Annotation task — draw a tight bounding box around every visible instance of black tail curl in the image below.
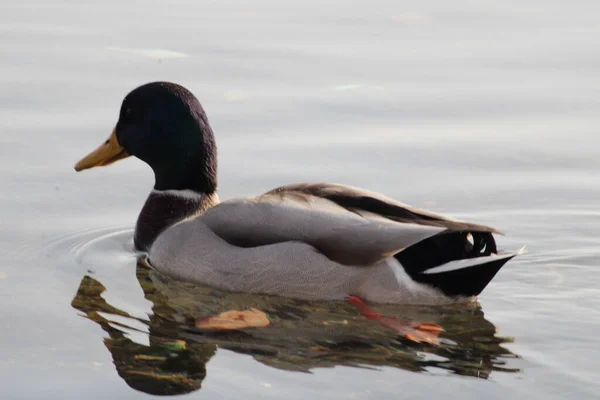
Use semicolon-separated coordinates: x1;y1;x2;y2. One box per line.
395;231;512;298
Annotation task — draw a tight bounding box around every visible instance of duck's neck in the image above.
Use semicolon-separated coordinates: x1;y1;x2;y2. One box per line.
133;189;219;251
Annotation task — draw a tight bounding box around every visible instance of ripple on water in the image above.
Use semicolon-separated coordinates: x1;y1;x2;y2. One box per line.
8;226;135;264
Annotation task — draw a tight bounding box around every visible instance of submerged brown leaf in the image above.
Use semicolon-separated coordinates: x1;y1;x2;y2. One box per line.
195;308;270;330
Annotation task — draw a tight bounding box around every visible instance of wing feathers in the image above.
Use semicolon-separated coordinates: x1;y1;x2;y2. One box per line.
314;223;444;265
267;183;501;234
200;182;500;266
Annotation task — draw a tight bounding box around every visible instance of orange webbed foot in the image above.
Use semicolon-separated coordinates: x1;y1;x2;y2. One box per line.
379;318;444;345
346;296;444;345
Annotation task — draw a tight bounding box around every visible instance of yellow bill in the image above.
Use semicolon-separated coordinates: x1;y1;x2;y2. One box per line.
74;127;130;171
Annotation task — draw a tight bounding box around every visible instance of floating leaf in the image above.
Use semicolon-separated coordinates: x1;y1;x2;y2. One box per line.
196;308;270;330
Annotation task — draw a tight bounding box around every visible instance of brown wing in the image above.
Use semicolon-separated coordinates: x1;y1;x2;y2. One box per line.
264;182;502;234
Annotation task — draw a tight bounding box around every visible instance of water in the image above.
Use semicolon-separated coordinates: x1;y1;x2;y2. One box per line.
1;0;599;398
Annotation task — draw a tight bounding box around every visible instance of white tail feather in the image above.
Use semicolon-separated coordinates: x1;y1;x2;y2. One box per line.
422;247;526;275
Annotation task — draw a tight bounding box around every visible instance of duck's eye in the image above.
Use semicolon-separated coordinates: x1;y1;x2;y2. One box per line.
125;107;132;116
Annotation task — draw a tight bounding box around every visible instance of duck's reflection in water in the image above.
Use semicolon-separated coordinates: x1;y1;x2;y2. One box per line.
71;259;520;396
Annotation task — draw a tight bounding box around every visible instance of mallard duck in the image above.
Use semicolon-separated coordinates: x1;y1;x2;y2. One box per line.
75;82;518;304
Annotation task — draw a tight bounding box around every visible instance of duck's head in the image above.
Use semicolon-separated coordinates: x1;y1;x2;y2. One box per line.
75;82;218;193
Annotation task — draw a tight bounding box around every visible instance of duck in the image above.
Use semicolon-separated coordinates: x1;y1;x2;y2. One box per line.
74;81;519;305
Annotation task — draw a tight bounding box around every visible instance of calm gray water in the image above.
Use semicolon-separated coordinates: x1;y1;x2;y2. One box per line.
1;1;599;398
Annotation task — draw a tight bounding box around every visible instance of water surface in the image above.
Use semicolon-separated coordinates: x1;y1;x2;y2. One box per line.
1;1;599;398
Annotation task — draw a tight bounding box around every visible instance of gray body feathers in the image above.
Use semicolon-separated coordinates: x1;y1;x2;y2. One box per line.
148;183;503;303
